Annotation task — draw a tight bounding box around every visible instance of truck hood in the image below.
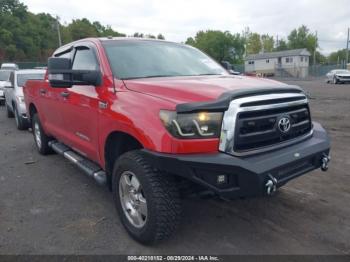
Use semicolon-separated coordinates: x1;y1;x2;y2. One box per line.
123;75;289;104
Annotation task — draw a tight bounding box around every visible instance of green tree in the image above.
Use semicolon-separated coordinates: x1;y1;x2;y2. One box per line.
315;51;327;64
261;34;274;52
0;0;129;62
246;33;262;54
66;19;99;40
133;32;144;38
328;49;348;64
0;0;27;15
287;25;317;55
157;34;165;40
275;38;288;51
92;22;125;37
185;30;245;64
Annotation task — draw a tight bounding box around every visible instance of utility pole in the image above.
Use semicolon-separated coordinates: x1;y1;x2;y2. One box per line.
346;27;349;67
56;16;62;47
313;30;317;67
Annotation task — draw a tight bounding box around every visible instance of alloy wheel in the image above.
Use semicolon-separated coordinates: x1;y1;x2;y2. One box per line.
119;171;148;228
34;122;42;149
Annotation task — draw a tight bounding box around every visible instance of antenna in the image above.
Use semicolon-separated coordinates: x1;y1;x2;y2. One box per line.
346;28;349;65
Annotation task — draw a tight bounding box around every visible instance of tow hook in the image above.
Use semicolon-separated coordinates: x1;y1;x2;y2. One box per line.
265;174;278;196
321;154;331;171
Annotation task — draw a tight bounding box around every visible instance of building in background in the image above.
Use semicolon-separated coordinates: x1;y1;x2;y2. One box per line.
244;49;311;78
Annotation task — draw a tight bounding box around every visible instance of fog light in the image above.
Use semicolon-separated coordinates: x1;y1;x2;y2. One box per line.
217;175;226;184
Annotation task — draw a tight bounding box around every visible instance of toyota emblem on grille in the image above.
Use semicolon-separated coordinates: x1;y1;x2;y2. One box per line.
278;117;291;133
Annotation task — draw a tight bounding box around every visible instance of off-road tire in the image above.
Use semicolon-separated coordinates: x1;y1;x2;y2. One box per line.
112;150;182;244
32;113;52;155
6;104;14;118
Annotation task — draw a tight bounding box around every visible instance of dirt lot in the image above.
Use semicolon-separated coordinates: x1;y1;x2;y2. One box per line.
0;79;349;255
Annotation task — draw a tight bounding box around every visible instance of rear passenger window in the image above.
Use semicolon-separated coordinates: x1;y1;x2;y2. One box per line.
72;48;98;70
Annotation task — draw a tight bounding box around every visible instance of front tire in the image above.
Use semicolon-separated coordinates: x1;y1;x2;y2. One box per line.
333;76;338;84
112;151;182;244
32;113;52;155
14;106;27;130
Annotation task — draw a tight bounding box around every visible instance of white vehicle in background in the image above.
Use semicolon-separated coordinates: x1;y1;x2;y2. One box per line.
1;63;19;70
326;69;350;84
4;69;45;130
0;70;12;105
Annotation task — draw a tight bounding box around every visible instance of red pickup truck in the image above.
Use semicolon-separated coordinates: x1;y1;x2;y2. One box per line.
24;37;330;244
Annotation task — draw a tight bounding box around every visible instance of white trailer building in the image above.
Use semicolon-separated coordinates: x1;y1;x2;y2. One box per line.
245;49;311;78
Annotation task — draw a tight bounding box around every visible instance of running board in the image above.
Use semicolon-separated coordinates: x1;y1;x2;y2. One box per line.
48;140;107;186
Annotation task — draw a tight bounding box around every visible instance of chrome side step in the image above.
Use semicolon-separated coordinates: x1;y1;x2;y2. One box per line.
48;140;107;186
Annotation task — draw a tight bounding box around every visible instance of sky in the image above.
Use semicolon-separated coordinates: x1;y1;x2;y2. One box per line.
22;0;350;55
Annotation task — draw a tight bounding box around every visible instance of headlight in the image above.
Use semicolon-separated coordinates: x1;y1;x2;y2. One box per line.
17;96;25;104
160;110;223;139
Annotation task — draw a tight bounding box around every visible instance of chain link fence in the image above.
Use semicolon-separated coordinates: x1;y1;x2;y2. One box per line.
243;63;349;80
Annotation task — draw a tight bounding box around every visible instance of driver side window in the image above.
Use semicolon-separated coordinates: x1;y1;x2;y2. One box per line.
72;48;98;71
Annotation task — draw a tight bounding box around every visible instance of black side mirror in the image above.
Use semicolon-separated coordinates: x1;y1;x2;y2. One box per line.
48;57;102;88
48;57;73;87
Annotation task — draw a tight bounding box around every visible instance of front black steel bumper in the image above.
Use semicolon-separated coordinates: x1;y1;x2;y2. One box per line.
142;122;330;199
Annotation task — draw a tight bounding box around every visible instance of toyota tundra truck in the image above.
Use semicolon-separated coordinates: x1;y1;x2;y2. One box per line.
23;37;331;244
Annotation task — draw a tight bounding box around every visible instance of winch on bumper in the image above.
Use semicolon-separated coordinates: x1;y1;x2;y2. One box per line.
142;122;330;199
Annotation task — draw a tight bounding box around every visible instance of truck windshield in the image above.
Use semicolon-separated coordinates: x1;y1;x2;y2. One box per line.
17;73;45;87
103;40;227;80
0;71;11;81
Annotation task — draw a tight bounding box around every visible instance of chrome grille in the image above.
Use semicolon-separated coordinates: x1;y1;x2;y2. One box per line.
219;92;313;156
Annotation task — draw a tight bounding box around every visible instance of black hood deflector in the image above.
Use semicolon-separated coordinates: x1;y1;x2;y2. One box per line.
176;85;304;113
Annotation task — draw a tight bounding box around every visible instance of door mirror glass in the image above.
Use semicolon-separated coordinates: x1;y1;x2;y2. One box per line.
48;57;102;88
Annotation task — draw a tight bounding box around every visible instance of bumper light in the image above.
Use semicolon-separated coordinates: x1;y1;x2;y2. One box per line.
217;175;227;184
160;110;223;139
17;96;25;104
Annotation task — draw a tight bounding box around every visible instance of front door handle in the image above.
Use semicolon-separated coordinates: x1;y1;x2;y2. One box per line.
60;91;70;98
39;88;46;95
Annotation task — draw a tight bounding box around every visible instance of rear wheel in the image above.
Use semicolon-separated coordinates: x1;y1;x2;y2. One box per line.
6;104;14;118
112;151;181;244
32;113;52;155
14;106;27;130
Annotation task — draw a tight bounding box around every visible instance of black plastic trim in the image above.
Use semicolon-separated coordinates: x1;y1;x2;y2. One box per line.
176;85;304;113
141;122;330;199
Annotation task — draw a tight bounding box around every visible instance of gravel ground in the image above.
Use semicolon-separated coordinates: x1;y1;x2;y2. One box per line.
0;79;349;255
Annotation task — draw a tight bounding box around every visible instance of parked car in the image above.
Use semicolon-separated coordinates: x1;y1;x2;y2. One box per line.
221;60;241;75
326;69;350;84
1;63;19;70
0;70;13;105
4;69;45;129
23;38;331;244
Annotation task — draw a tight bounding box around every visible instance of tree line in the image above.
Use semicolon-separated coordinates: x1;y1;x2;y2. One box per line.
0;0;347;65
185;26;327;64
0;0;164;61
